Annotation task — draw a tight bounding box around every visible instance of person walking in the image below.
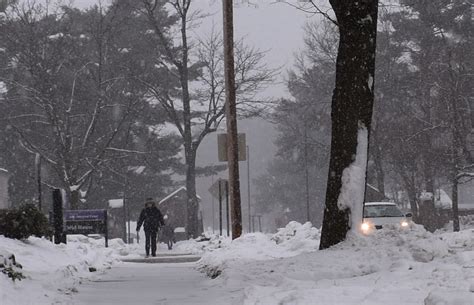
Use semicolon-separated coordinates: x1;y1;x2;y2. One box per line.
161;223;175;250
136;198;164;257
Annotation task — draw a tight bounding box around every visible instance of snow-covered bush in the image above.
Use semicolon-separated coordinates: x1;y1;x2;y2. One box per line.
0;204;51;240
0;251;24;281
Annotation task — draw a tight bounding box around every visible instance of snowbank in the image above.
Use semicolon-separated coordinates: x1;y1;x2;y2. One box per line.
0;235;131;305
198;222;474;305
271;221;320;251
198;222;320;278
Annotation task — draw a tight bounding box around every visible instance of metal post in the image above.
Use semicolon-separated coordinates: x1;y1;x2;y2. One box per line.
104;211;109;248
225;181;230;237
251;215;255;233
122;193;127;243
52;189;64;244
127;204;131;243
219;179;223;236
212;175;215;233
223;0;242;240
247;145;251;233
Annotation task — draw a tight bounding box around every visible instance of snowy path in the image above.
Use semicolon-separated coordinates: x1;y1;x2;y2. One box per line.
71;262;241;305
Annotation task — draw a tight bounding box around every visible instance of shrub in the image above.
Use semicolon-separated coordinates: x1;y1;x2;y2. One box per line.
0;252;25;282
0;204;51;239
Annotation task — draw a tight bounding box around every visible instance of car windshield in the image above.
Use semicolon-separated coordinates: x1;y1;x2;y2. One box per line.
363;205;404;218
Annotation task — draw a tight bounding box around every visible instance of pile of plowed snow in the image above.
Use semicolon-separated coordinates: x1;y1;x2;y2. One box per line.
198;222;474;305
0;235;130;305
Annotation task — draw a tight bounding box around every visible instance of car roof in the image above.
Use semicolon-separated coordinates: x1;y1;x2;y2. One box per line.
364;202;397;206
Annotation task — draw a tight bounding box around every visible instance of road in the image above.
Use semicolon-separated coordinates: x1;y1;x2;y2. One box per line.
72;261;241;305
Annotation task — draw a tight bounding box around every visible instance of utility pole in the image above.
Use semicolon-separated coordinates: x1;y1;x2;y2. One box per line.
222;0;242;239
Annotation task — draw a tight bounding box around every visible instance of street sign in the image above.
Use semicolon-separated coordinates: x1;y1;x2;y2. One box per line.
64;209;106;221
64;209;108;241
208;179;228;200
108;199;124;208
217;133;246;162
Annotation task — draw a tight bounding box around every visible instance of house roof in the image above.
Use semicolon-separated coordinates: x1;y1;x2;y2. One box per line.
158;186;201;205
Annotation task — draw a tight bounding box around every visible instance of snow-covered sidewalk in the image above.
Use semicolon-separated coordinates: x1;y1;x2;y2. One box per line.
71;262;240;305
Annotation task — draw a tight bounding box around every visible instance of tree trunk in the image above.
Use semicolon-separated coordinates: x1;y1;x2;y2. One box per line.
185;150;199;238
177;7;200;239
452;175;460;232
399;171;418;220
319;0;379;250
420;155;437;231
70;189;80;210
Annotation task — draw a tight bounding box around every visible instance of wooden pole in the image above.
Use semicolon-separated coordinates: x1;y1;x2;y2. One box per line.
222;0;242;239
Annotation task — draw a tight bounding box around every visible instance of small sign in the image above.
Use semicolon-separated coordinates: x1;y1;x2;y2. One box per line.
108;199;124;208
208;179;228;200
217;133;246;162
64;209;106;221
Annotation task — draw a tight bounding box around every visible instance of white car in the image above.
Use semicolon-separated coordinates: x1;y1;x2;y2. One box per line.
361;202;412;234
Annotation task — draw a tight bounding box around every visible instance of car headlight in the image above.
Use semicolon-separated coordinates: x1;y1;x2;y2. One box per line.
401;220;409;227
361;222;371;234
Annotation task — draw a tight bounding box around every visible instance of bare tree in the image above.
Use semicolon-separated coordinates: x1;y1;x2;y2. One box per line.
0;2;146;208
140;0;275;237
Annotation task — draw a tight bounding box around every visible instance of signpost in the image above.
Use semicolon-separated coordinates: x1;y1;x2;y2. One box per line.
64;209;108;247
208;179;229;236
52;189;64;244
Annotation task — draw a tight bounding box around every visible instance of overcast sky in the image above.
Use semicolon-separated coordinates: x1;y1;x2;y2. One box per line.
72;0;320;98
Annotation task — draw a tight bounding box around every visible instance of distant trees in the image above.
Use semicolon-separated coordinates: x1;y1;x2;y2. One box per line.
376;0;473;231
254;21;336;228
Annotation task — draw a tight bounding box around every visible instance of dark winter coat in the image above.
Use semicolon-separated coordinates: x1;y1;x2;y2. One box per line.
136;206;164;233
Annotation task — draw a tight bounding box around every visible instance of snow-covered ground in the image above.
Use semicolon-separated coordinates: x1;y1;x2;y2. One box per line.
198;221;474;305
0;235;127;305
1;221;474;305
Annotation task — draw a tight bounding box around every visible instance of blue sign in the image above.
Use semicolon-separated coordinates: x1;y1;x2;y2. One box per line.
64;209;106;221
63;209;108;237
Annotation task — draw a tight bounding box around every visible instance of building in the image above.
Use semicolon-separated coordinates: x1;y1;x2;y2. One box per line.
0;168;9;209
158;187;203;239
